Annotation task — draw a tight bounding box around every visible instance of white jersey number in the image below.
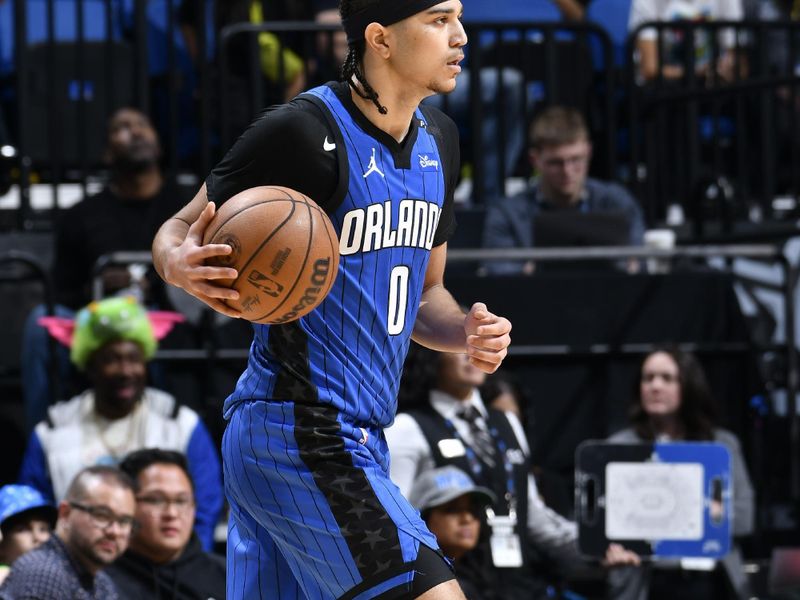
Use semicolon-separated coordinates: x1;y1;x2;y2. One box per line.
387;265;410;335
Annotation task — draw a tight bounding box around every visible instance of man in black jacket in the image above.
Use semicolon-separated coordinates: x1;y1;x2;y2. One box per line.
21;107;194;434
107;449;225;600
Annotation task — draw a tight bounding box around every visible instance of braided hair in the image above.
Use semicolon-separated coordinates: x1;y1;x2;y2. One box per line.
339;0;388;114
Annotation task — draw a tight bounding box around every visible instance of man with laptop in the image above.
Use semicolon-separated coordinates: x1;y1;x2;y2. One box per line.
482;106;645;275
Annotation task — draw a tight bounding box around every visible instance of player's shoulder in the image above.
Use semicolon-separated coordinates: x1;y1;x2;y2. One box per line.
248;92;332;139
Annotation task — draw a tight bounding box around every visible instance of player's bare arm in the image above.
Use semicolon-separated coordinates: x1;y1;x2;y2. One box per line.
414;243;511;373
151;183;242;318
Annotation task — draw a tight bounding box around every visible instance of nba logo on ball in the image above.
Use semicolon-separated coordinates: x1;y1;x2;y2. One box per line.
203;186;340;324
247;270;284;297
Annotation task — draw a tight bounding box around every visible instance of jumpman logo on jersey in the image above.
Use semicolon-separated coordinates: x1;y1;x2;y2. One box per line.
363;148;385;179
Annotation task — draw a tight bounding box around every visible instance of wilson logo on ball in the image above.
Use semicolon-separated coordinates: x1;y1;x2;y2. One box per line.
272;258;331;324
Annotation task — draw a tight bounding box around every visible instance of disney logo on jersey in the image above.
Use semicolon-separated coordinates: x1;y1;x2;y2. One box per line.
418;154;439;170
339;199;442;256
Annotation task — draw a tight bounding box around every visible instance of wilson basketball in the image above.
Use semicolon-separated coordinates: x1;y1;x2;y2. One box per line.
203;186;339;324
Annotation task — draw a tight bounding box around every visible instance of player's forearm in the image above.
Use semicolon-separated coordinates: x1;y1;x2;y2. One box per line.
412;283;467;352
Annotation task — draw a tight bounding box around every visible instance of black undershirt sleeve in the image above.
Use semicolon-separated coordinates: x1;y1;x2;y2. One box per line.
207;95;459;246
205;99;339;211
419;105;459;247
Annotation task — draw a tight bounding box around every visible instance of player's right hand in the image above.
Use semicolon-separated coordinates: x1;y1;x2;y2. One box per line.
164;201;243;318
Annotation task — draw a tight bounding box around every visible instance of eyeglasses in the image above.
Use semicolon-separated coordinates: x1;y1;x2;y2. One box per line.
542;154;589;170
69;502;136;531
136;495;195;513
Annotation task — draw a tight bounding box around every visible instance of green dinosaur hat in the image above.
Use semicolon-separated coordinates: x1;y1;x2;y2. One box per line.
70;296;157;370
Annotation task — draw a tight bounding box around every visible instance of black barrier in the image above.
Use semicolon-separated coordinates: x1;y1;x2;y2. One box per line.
0;249;58;404
216;19;617;205
626;20;800;230
461;20;617;201
87;243;800;503
2;11;799;234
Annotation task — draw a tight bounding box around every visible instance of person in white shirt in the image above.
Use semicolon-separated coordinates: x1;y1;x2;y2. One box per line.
628;0;744;81
387;343;639;600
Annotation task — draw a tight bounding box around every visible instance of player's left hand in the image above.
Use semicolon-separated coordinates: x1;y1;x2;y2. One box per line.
464;302;511;373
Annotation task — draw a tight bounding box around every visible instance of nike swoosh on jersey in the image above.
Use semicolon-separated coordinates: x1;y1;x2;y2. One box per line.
323;137;336;151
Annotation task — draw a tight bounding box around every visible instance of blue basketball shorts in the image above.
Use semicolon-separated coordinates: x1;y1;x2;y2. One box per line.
222;400;452;599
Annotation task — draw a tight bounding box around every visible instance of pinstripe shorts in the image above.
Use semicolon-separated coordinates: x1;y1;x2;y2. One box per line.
223;400;451;599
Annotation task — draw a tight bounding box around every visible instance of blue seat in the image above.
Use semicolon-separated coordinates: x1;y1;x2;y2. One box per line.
117;0;215;161
587;0;633;67
119;0;215;76
463;0;562;23
0;0;124;77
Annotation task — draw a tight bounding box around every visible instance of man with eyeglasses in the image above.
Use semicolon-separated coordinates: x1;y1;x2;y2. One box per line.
0;466;136;600
482;106;645;275
106;449;225;600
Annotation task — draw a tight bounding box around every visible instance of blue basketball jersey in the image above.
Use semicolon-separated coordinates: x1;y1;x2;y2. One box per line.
223;84;448;429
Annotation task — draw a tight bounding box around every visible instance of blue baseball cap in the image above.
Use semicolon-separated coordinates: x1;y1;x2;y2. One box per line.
408;466;496;513
0;485;57;532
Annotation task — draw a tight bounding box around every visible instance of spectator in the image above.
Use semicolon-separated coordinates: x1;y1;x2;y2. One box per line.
423;68;526;203
20;107;193;434
482;106;644;275
19;297;223;552
387;343;639;600
607;347;755;600
307;2;349;87
179;0;315;139
0;466;136;600
303;0;527;203
107;449;225;600
480;369;527;422
408;466;496;600
480;371;577;520
743;0;800;195
0;485;57;585
743;0;800;73
628;0;744;82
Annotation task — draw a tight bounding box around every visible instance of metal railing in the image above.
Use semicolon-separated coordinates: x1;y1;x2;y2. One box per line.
1;11;799;233
89;243;800;498
626;20;800;227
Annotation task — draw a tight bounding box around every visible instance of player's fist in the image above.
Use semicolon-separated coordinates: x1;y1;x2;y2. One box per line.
464;302;511;374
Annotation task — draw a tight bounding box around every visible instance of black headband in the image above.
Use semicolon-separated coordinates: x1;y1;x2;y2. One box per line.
342;0;445;43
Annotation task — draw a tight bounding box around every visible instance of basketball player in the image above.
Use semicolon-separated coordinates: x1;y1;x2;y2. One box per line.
152;1;512;598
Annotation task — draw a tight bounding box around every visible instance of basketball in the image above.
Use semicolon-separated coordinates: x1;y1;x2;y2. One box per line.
203;186;339;324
